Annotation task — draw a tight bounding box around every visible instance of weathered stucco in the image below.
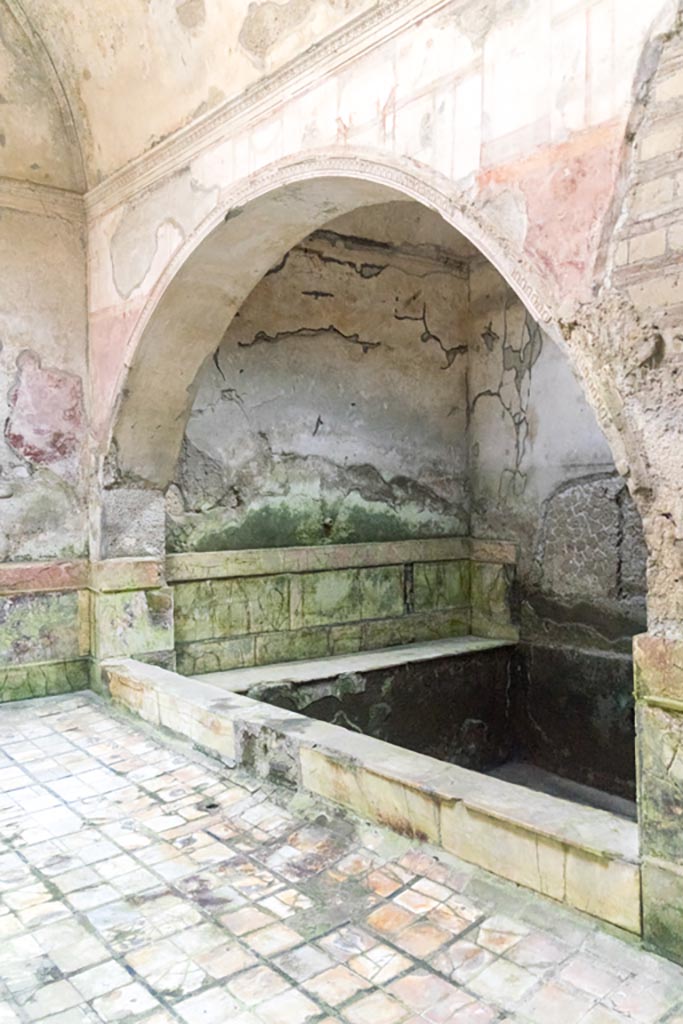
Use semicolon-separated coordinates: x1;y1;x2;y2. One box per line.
0;2;84;189
169;202;471;552
172;199;647;637
0;201;88;563
2;0;683;966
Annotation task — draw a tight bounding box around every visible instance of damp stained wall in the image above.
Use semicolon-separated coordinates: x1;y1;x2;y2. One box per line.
0;2;83;189
168;202;473;552
0;202;88;563
171;198;646;612
468;257;647;795
468;256;648;651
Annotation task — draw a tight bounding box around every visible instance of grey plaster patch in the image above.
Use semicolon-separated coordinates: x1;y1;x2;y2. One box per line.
102;487;166;558
110;169;216;299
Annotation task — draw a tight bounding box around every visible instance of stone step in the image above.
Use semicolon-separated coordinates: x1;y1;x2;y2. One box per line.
103;656;641;936
192;635;512;693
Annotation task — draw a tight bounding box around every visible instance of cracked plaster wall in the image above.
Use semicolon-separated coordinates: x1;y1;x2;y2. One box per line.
92;0;677;529
0;204;88;563
469;259;648;653
469;259;647;795
173;200;647;654
168;202;473;552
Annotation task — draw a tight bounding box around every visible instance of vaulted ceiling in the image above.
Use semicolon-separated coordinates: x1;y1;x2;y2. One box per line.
0;0;374;191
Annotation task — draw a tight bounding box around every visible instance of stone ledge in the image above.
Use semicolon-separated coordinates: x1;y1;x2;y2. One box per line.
0;560;89;595
192;635;511;693
166;537;516;582
89;558;163;592
0;558;163;595
104;657;641;935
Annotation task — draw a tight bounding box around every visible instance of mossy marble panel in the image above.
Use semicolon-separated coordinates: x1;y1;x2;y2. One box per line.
471;562;517;639
174;576;290;643
638;704;683;862
0;591;83;664
413;560;470;611
0;659;89;702
93;588;174;659
296;569;363;628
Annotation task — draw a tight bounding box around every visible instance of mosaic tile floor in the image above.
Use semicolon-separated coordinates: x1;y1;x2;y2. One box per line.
1;693;682;1024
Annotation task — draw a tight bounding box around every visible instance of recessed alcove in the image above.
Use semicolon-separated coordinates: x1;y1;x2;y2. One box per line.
166;199;646;813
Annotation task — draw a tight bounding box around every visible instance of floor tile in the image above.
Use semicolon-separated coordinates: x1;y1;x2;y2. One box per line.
1;694;682;1024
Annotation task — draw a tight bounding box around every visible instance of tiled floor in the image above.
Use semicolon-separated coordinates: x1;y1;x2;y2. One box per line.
1;694;682;1024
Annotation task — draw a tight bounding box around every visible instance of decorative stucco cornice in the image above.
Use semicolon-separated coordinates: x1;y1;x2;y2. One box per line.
85;0;455;217
0;176;84;221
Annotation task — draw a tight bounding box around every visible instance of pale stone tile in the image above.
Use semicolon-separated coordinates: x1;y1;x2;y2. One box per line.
605;976;682;1024
394;888;438;914
318;925;376;962
245;922;302;955
220;905;275;935
442;1003;498;1023
388;970;469;1014
305;964;371;1005
276;944;337;984
67;883;119;911
506;930;572;969
395;921;452;957
580;1007;633;1024
476;915;530;953
93;853;138;879
342;990;409;1024
70;960;131;1000
411;878;452;902
430;939;496;984
23;980;83;1021
33;1009;99;1024
175;987;242;1023
227;965;289;1006
91;983;160;1021
257;989;322;1024
51;866;101;894
19;899;71;928
348;944;413;986
524;981;595;1023
34;920;109;973
559;954;624;998
468;958;538;1006
126;938;207;996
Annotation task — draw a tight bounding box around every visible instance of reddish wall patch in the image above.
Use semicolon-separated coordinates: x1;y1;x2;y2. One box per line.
479;122;623;302
5;351;85;475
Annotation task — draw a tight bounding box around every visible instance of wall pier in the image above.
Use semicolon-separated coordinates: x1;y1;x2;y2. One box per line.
635;634;683;963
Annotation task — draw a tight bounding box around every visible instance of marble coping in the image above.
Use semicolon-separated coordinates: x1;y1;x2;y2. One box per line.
192;636;511;693
0;537;517;595
166;537;517;582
